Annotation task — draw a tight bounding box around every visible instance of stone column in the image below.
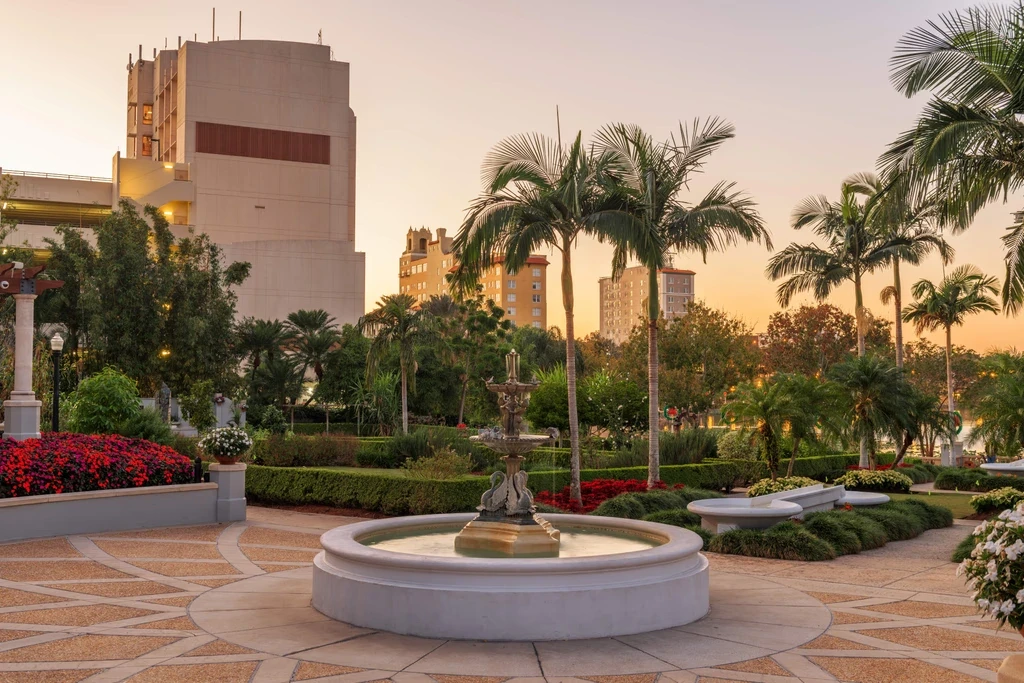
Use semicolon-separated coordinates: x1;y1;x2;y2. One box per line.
4;294;41;440
209;463;247;522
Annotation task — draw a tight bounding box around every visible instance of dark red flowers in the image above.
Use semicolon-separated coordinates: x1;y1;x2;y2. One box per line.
0;433;193;498
535;478;677;513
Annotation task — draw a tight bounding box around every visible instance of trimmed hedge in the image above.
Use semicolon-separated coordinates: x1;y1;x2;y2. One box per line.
710;522;837;561
590;488;722;519
934;468;992;491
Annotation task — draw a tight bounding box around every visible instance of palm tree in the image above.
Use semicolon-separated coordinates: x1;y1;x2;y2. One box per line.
235;318;287;380
286;309;337;337
252;355;304;419
722;378;797;481
596;120;770;487
777;373;844;477
359;294;425;434
828;356;913;469
969;351;1024;458
452;131;632;504
902;265;1000;421
882;2;1024;313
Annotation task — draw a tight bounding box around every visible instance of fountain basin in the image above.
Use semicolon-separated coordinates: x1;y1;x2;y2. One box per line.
312;513;709;641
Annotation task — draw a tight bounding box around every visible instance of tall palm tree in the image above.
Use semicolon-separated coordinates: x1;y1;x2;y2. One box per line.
882;2;1024;313
722;378;797;481
286;309;337;337
828;356;913;469
596;120;770;487
902;265;1000;421
359;293;425;434
777;373;844;477
235;318;287;381
452;132;632;504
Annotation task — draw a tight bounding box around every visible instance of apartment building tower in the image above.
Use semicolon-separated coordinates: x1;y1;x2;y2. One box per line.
398;227;548;329
598;266;695;344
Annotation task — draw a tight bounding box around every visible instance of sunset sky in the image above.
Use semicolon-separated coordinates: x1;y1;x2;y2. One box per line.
2;0;1021;351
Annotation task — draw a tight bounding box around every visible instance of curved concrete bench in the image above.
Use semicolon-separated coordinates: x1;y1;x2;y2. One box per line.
981;461;1024;478
836;490;889;507
687;498;803;534
756;484;846;517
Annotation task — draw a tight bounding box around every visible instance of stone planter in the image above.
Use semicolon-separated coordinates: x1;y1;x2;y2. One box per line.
213;454;241;465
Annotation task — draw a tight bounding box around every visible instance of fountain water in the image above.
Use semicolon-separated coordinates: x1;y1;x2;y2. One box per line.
454;350;560;555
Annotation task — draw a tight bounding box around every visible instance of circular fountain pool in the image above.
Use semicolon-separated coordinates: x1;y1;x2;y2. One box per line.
312;513;709;641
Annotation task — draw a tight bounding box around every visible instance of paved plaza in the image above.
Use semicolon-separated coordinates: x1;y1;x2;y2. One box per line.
0;508;1015;682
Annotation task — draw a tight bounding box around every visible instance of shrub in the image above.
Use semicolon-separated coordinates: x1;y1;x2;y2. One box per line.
972;477;1024;493
178;380;216;434
170;434;200;459
199;426;253;460
854;507;925;541
388;430;432;464
746;476;821;497
709;522;837;561
0;432;193;497
971;487;1024;514
934;468;991;491
886;499;953;529
833;510;889;550
67;367;141;434
538;479;654;514
402;446;473;480
247;404;287;434
527;461;740;496
802;511;864;555
643;509;703;528
833;469;913;493
116;408;173;446
251;434;359;468
952;532;980;563
591;493;647;519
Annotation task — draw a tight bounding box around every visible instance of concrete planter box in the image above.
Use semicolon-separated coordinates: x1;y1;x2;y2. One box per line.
981;461;1024;478
0;463;246;543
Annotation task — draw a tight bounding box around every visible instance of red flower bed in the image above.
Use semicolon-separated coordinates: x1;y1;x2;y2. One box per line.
0;433;193;498
535;478;675;514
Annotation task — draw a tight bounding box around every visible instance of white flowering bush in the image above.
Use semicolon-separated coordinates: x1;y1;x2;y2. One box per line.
198;426;252;460
971;487;1024;515
833;469;913;493
959;502;1024;630
747;477;822;497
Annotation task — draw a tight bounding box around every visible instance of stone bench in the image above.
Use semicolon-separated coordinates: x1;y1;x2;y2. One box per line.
686;497;803;534
836;490;889;507
755;484;846;518
981;461;1024;478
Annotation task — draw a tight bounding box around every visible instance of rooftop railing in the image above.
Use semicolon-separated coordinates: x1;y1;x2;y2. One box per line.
1;169;112;183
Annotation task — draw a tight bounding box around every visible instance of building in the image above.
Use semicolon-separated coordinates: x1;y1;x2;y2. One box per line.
398;227;548;329
2;39;365;324
598;266;695;344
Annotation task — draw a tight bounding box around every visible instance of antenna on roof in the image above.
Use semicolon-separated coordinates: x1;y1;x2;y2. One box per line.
212;7;216;41
238;11;242;39
317;29;322;45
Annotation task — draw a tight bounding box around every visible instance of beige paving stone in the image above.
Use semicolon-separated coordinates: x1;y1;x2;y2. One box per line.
240;547;318;563
182;639;259;657
968;619;1008;631
0;560;130;582
431;677;508;683
804;591;870;604
0;604;157;627
866;625;1024;651
801;634;876;651
0;538;82;558
535;638;672;677
144;596;196;607
0;671;103;683
189;590;311;612
293;661;365;679
582;675;658;682
189;578;241;588
704;555;797;575
808;656;989;682
696;679;763;683
0;629;43;642
134;616;198;630
256;563;308;573
125;661;258;682
713;656;792;676
884;568;971;595
864;600;980;619
831;611;890;625
0;634;179;661
0;586;69;607
40;580;184;598
238;526;323;549
962;658;1004;671
126;561;240;577
93;540;223;560
98;525;227;542
772;564;914;587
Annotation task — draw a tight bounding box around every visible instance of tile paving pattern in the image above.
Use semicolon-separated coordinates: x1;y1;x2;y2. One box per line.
0;509;1010;682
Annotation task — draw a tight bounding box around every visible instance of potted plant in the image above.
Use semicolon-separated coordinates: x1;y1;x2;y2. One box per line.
198;426;253;465
959;502;1024;636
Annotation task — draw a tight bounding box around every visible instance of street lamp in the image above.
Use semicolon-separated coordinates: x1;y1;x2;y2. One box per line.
50;334;63;432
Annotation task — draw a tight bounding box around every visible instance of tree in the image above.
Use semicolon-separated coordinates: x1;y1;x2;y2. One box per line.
285;309;340;405
902;265;1000;421
904;340;981;456
882;2;1024;312
315;324;371;411
577;332;623;378
722;378;797;481
580;369;648;448
596;120;770;487
251;356;304;425
37;226;97;378
452;132;628;505
969;352;1024;458
779;373;845;476
235;319;287;381
761;304;891;376
359;294;425;434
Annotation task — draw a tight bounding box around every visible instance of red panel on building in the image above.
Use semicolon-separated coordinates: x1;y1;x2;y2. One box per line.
195;122;330;165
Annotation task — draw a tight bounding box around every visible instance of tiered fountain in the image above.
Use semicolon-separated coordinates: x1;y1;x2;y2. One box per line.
312;350;710;640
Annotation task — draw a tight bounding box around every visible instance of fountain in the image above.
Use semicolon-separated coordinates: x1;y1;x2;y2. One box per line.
454;349;560;555
311;350;710;640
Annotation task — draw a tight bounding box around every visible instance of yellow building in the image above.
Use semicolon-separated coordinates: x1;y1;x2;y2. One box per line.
599;266;695;344
399;227;548;329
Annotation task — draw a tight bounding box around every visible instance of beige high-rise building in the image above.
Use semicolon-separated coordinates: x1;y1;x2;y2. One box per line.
598;266;695;344
3;38;365;324
398;227;548;329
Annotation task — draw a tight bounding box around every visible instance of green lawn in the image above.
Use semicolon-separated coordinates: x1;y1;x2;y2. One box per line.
889;491;976;519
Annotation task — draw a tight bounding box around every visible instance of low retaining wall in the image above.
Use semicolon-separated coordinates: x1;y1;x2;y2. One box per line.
0;463;247;543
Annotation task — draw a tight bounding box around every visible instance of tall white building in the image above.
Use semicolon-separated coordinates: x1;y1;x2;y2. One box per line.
598;266;695;344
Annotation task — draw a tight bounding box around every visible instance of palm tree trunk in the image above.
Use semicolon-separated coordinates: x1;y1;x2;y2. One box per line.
562;244;582;506
893;260;904;368
944;325;955;417
401;364;409;435
855;273;869;468
457;379;468;426
647;266;660;488
787;438;800;477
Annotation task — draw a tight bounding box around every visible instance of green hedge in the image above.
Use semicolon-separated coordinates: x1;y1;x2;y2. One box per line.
934;468;993;491
245;465;488;515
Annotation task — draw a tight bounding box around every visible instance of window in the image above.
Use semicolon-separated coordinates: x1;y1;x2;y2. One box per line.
506;293;516;303
532;268;541;277
507;307;516;316
532;308;541;317
141;135;153;157
142;104;153;125
531;321;541;329
532;294;541;303
507;280;516;289
532;281;541;290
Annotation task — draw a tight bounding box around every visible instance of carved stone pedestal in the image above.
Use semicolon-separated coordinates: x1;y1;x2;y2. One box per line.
455;514;560;556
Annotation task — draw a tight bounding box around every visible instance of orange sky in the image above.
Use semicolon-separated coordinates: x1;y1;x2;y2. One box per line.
2;0;1021;352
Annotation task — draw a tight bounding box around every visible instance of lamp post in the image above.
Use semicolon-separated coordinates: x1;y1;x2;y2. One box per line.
50;334;63;433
